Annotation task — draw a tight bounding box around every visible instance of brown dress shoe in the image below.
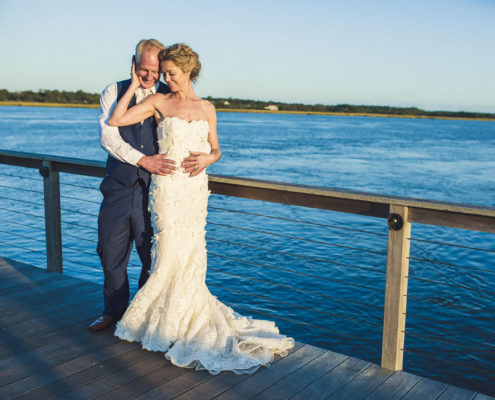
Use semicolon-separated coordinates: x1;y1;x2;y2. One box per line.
88;315;119;332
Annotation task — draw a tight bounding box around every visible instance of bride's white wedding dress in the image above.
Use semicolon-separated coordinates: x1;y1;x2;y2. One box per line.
114;116;294;374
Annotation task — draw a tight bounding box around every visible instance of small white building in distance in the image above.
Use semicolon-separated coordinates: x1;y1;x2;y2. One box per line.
264;105;278;111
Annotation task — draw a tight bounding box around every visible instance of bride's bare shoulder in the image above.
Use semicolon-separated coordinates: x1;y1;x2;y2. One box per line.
154;92;173;101
200;99;216;113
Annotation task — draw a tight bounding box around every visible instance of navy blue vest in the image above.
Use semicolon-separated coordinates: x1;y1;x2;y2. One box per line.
105;79;170;186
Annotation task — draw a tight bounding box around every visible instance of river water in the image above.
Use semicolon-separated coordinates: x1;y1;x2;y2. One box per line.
0;106;494;395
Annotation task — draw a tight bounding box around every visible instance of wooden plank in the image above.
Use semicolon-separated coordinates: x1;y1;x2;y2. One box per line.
174;370;251;400
290;356;371;399
0;286;100;326
437;385;478;400
214;345;327;400
400;377;448;399
55;351;167;400
252;350;348;400
0;274;56;294
0;340;137;399
134;368;214;400
381;205;411;370
0;324;121;387
13;347;147;400
0;313;113;371
0;312;102;360
1;280;98;317
174;342;306;400
0;265;51;286
1;296;102;347
365;370;422;399
94;361;190;400
3;293;101;331
0;278;84;309
209;179;390;218
409;207;495;233
473;394;495;400
328;363;393;399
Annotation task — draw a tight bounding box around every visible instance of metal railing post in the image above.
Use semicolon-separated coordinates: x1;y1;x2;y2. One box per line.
40;160;63;273
381;205;411;370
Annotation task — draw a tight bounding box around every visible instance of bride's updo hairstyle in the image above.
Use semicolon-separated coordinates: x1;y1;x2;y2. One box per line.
159;43;201;82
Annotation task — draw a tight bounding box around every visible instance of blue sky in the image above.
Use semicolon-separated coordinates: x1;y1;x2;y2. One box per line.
1;0;494;112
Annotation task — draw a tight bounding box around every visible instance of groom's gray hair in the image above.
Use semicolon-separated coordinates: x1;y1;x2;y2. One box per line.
135;39;166;64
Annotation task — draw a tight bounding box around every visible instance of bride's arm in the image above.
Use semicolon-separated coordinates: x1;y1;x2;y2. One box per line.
206;105;221;164
108;62;157;127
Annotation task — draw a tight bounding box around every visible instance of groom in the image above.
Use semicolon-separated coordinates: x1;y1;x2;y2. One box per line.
89;39;174;331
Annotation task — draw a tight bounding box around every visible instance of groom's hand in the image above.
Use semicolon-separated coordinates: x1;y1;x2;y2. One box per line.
138;154;176;175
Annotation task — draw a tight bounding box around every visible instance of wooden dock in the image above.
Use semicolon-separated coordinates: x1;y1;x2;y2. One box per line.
0;257;493;400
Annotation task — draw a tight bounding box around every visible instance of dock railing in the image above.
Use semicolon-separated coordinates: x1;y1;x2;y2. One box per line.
1;149;494;376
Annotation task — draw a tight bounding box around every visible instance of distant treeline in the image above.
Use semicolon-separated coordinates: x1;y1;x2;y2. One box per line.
207;96;495;120
0;89;99;105
1;89;493;119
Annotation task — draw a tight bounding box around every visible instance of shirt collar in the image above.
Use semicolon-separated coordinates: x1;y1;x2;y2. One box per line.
136;83;158;97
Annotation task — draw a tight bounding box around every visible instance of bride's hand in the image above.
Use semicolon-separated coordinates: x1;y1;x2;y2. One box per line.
181;152;214;177
130;56;140;89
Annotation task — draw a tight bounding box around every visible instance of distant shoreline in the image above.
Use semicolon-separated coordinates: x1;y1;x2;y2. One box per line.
1;101;493;122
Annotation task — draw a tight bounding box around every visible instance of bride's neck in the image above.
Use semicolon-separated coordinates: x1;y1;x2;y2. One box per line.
170;81;196;100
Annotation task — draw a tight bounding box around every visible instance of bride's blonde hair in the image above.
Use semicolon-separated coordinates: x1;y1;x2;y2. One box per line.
159;43;201;82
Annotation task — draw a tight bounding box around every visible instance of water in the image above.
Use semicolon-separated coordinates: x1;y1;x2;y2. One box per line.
0;106;494;395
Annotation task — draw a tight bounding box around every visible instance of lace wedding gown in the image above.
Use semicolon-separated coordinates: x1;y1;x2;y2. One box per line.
114;116;294;374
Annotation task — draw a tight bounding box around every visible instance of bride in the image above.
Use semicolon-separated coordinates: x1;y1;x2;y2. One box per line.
108;43;294;374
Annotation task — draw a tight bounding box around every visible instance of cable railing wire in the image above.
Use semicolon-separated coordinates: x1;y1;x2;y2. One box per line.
62;255;141;273
208;206;387;237
0;228;46;244
406;294;495;316
60;181;100;191
209;252;384;293
0;206;44;220
207;237;385;274
0;183;44;195
409;237;495;254
63;232;97;244
208;222;387;256
208;267;384;311
60;207;99;218
60;194;101;205
0;217;44;231
222;301;380;344
61;219;98;231
63;244;99;258
0;171;43;182
0;239;45;255
405;311;495;339
409;256;495;275
403;347;495;377
208;283;382;328
0;195;44;208
62;256;101;272
402;329;495;354
407;274;495;295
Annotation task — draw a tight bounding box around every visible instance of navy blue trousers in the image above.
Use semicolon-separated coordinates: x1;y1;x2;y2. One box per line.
97;176;153;317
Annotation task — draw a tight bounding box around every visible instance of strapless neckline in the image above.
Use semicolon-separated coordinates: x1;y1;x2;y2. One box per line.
159;116;208;125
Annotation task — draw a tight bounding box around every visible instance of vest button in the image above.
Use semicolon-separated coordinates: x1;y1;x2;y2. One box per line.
140;145;144;149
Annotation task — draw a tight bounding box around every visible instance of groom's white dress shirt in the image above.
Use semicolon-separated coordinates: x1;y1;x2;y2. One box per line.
99;83;157;166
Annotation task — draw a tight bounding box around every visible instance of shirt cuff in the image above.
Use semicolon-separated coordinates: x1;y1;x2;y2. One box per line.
127;148;146;166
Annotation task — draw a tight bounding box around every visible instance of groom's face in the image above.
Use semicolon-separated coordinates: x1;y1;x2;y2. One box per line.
136;47;160;89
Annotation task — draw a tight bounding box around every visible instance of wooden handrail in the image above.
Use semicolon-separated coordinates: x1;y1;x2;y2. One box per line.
1;149;494;232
